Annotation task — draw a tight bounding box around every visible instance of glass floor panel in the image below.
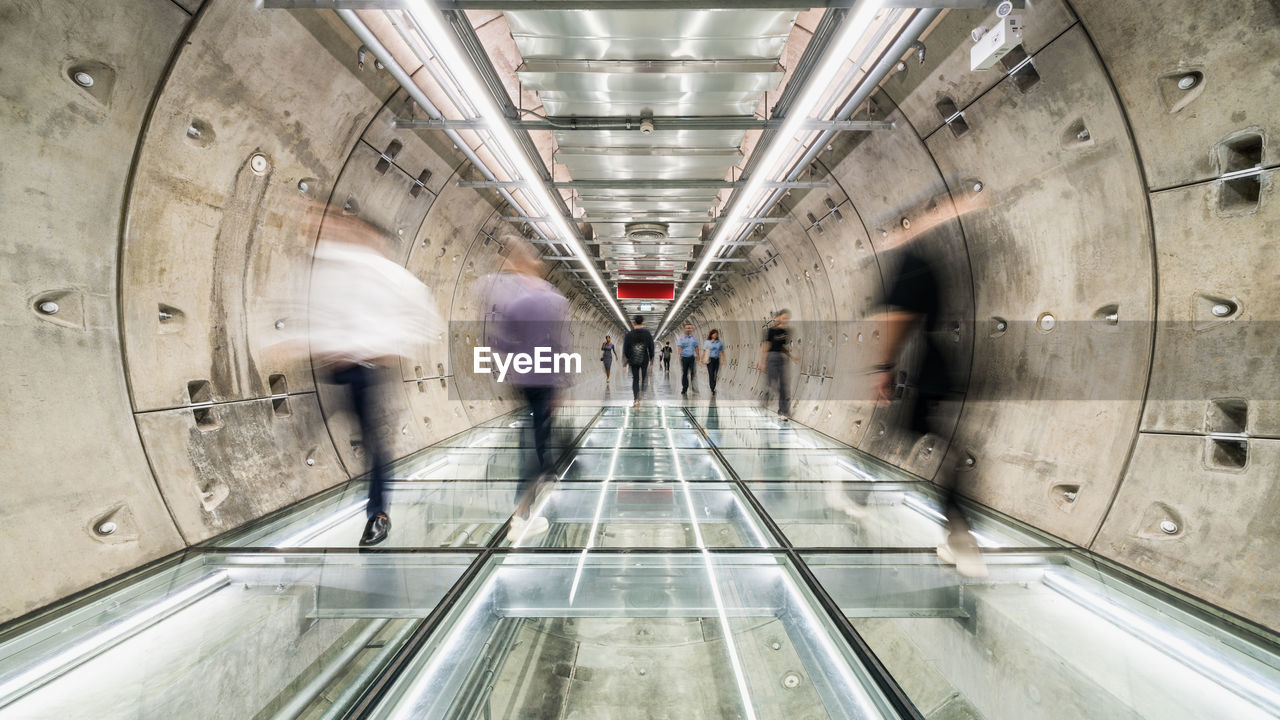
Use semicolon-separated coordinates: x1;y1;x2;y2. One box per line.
806;552;1280;720
7;383;1280;720
501;482;777;549
579;427;709;449
434;426;576;450
561;449;730;482
720;448;912;482
215;481;521;549
751;482;1059;549
705;425;851;450
591;414;697;429
368;553;901;720
386;447;526;480
0;552;474;719
475;409;597;429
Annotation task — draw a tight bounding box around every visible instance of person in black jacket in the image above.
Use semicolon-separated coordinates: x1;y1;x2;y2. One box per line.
869;193;985;577
622;316;655;407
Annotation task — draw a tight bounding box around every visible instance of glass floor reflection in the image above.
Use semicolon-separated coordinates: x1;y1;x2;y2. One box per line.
3;382;1279;719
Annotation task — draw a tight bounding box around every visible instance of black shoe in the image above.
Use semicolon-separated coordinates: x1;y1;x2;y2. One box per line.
360;513;390;546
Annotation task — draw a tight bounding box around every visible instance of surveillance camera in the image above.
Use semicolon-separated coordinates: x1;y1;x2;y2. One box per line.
704;282;712;292
996;1;1014;17
970;26;987;43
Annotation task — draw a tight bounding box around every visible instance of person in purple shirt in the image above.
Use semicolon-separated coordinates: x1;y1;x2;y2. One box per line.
486;237;571;541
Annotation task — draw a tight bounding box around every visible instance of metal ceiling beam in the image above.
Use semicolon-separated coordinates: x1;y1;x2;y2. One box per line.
462;179;832;190
268;1;1022;9
396;117;895;132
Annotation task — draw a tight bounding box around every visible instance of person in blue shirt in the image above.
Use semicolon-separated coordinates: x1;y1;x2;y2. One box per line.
677;323;700;395
700;329;725;395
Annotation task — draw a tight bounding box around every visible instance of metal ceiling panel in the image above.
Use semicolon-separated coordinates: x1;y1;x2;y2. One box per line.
559;153;739;180
554;128;748;150
538;94;764;118
505;10;797;60
504;7;798;300
519;60;783;95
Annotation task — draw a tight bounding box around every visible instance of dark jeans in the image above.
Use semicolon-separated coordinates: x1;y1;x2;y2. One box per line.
331;364;389;519
629;362;648;400
707;357;721;392
681;355;696;392
518;385;557;510
766;352;790;416
662;356;671;372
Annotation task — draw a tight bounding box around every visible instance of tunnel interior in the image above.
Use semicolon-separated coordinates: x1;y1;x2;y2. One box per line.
2;0;1279;718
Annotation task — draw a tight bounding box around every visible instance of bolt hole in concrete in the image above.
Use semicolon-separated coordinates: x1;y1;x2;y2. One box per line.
185;119;215;147
1036;312;1056;332
1207;398;1248;434
1158;69;1206;112
1209;438;1248;470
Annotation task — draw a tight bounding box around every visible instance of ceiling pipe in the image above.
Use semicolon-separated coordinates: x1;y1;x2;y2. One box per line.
336;10;623;324
688;7;942;321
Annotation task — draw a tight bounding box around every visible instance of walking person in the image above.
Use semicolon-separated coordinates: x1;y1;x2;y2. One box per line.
601;335;618;387
308;212;442;547
678;323;700;395
661;342;673;374
758;310;797;420
486;236;571;543
623;316;654;407
870;236;984;576
701;329;725;395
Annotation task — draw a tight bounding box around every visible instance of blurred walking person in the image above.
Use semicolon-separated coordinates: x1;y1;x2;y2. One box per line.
309;212;442;546
758;310;796;420
677;323;700;395
869;194;984;576
601;335;618;388
486;236;572;542
701;329;725;395
623;316;654;407
661;341;673;374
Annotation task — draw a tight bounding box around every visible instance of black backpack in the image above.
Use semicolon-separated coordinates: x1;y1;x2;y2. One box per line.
627;331;649;365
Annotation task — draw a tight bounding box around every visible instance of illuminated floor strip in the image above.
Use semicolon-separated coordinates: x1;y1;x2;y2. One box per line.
568;408;628;603
662;411;758;720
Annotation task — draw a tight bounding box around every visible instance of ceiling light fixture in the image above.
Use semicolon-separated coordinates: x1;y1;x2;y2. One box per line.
404;1;629;328
659;1;885;336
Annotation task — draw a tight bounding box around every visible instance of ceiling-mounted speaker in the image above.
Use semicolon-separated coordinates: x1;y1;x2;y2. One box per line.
625;223;668;242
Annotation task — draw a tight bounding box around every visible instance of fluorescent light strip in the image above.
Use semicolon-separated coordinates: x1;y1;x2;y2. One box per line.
0;572;230;708
1041;570;1280;716
779;568;891;718
387;573;501;720
404;2;629;327
836;457;880;483
730;494;771;549
660;1;885;336
274;498;368;548
568;410;628;603
408;457;449;479
664;413;758;720
901;494;1002;548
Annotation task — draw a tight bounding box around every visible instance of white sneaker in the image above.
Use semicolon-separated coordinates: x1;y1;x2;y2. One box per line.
506;516;526;543
523;516;550;539
938;541;988;578
824;485;869;520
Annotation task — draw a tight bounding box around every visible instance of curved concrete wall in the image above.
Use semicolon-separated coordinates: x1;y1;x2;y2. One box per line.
1;0;1276;633
694;0;1279;629
0;0;613;622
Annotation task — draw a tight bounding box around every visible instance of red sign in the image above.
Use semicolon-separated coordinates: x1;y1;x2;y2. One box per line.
617;282;675;300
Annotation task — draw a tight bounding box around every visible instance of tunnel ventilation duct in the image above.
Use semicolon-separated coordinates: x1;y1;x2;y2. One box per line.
625;223;668;242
